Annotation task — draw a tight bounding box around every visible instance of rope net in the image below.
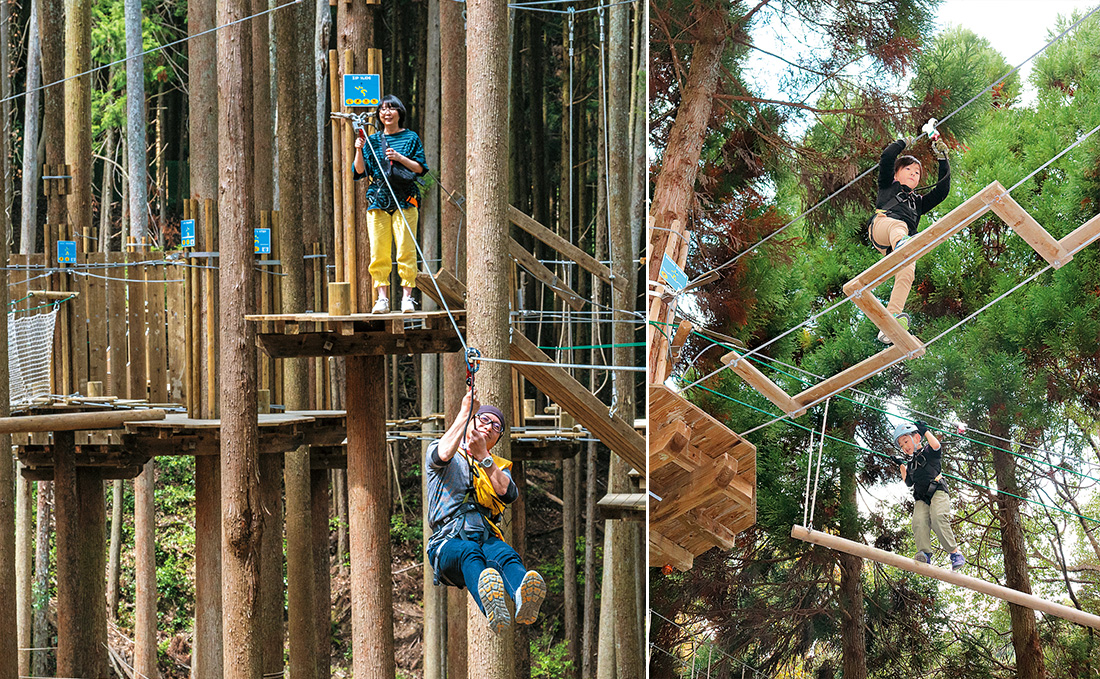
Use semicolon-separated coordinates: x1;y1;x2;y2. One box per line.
8;308;58;407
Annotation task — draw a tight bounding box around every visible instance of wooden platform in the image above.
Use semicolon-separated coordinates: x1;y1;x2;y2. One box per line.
723;183;1100;416
245;309;466;358
792;525;1100;630
649;384;756;571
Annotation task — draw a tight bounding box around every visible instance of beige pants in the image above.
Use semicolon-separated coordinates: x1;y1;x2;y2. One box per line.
367;207;419;289
869;214;915;315
912;491;957;554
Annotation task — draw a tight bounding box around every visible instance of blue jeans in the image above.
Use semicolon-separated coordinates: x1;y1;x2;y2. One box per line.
428;536;528;613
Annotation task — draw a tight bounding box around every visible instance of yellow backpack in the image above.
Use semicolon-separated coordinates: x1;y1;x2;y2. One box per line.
461;452;512;539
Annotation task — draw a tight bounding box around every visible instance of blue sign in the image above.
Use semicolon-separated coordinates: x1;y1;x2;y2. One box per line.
254;228;271;255
57;240;77;264
659;254;689;291
343;74;381;108
181;219;195;248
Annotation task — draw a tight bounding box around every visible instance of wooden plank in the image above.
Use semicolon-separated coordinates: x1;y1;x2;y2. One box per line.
989;193;1071;268
649;419;693;473
651;453;737;524
791;525;1100;630
848;182;1001;292
85;252;107;384
0;408;166;433
165;264;187;403
848;292;925;355
1058;213;1100;256
146;260;168;403
794;345;907;409
72;247;89;394
508;205;626;293
507;238;586;311
415;269;466;309
127;257;147;400
720;349;802;416
649;529;694;572
107;252;128;397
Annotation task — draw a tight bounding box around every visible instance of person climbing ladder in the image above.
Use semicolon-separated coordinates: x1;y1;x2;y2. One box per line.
868;134;951;343
894;420;965;571
424;387;547;634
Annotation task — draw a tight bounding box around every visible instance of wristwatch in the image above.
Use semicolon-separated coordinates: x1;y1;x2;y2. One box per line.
479;457;494;469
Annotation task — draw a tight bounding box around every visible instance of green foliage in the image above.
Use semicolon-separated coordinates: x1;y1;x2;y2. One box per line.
390;514;423;548
529;626;575;678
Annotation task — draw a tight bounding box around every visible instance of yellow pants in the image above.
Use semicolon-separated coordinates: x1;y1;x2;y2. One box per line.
869;214;914;315
367;207;419;289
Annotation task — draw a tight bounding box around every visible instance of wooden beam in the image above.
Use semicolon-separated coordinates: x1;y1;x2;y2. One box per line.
989;193;1072;268
651;453;737;524
649;419;692;473
256;330;463;359
793;345;907;409
685;507;738;550
508;205;627;293
791;525;1100;630
414;269;466;309
508;239;585;311
649;529;694;572
848;182;1001;292
597;493;646;520
0;408;166;434
847;292;925;357
1059;213;1100;256
720;350;802;416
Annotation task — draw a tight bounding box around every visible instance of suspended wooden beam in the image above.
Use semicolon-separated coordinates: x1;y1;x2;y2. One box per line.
508;205;627;293
791;525;1100;630
721;349;802;416
1059;213;1100;256
0;409;166;434
792;345;908;410
988;193;1073;268
846;292;924;357
507;238;586;311
650;528;694;572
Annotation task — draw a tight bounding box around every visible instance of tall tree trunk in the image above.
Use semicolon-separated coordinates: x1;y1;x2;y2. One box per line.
134;461;158;679
39;0;64;236
838;433;867;679
311;469;332;679
562;455;578;679
298;0;320;249
315;0;333;262
125;0;147;244
629;7;645;252
991;421;1047;679
217;0;261;677
16;466;33;678
19;0;41;254
107;478;123;618
466;1;513;677
0;74;15;677
648;7;726;283
251;0;273;213
32;482;51;678
259;455;284;679
595;515;616;679
64;0;91;242
99;129;117;253
276;1;318;676
156;87;167;243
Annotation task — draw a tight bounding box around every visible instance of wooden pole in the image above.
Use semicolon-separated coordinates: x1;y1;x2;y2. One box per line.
791;525;1100;630
259;452;284;679
328;50;345;286
342;50;358;310
134;460;157;679
0;408;165;433
311;468;333;679
346;355;395;678
204;198;218;416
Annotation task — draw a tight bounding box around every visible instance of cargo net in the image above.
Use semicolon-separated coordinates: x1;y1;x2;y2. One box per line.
9;308;58;407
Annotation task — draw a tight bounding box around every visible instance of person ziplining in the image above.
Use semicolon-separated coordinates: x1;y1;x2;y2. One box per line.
352;94;429;314
424;381;547;635
867;128;951;343
893;420;965;571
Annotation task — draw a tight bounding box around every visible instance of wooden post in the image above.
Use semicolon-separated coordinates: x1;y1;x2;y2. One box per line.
259;211;272;393
204;198;218;416
311;468;333;679
342;50;359;310
346;355;395;678
127;246;147;400
259;452;284;679
134;460;157;679
194;456;222;678
328;282;351;315
329;50;345;285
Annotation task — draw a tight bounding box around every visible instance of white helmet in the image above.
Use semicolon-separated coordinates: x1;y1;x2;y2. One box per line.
893;422;919;447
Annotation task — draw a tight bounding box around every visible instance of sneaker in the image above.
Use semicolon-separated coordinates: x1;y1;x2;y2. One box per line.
401;295;416;313
949;551;966;572
514;570;547;625
477;568;511;635
914;550;933;564
371;296;390;314
877;312;911;344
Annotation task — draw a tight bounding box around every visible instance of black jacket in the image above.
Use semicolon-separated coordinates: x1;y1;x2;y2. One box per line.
904;441;948;503
876;139;950;235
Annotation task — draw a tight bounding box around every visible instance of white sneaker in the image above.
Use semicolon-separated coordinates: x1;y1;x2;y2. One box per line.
371;297;390;314
401;295;416;313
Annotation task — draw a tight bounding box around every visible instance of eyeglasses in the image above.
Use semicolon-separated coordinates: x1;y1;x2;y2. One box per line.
476;413;503;433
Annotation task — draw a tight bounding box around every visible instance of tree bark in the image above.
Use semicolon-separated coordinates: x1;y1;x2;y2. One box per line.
648;7;726;283
346;355;395;679
991;422;1048;679
16;466;32;679
838;439;867;679
125;0;146;242
311;468;332;679
107;478;123;618
259;455;284;679
39;0;64;235
32;481;51;678
466;0;515;675
64;0;92;241
251;0;273;213
562;456;578;678
99;129;117;252
134;461;158;679
595;516;616;679
217;0;261;677
20;0;41;254
0;101;15;678
315;0;333;261
195;456;224;679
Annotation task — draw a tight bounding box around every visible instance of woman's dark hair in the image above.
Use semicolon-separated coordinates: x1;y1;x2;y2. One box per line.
376;94;407;128
894;154;921;175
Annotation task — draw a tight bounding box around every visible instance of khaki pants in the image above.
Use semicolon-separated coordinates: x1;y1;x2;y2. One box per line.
367;207;420;289
912;491;957;554
869;214;915;315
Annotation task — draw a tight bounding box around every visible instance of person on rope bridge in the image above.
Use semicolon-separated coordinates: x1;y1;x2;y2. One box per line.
425;388;547;634
353;94;428;314
894;420;966;571
867;135;951;343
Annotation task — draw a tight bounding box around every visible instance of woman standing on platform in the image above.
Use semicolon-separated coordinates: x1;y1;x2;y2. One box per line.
353;94;429;313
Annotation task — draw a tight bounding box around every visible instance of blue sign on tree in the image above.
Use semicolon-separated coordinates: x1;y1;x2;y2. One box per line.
343;74;381;108
181;219;195;248
659;254;689;292
57;241;77;264
254;228;271;255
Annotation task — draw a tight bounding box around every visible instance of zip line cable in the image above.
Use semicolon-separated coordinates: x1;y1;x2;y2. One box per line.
684;3;1100;287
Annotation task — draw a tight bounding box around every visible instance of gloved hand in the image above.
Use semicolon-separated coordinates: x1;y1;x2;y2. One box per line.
901;135;918;149
932;138;949;161
913;420;928;436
